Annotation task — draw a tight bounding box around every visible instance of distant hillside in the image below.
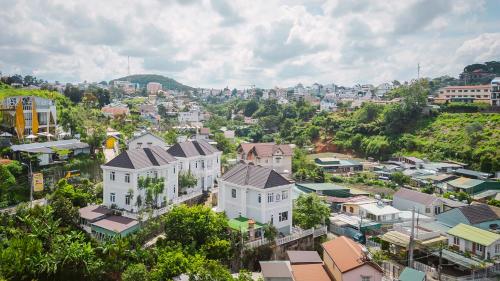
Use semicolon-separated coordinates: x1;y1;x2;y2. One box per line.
110;74;193;91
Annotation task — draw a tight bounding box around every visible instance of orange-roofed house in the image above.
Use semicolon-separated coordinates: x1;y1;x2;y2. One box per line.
322;236;383;281
237;143;293;176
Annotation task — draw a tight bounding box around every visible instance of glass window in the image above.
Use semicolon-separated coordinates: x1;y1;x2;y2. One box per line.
282;190;288;200
125;195;131;205
125;173;130;183
110;193;115;203
276;193;281;202
454;237;460;245
361;277;371;281
154;171;158;178
231;189;236;198
258;193;261;204
110;171;115;181
268;193;274;203
279;211;288;222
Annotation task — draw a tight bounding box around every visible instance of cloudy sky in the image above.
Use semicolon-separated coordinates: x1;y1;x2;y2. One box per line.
0;0;499;88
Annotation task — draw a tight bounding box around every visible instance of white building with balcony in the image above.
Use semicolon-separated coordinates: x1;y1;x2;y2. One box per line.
101;146;178;212
217;162;294;235
167;140;221;192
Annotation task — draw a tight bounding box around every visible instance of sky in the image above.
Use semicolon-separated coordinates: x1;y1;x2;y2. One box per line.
0;0;499;88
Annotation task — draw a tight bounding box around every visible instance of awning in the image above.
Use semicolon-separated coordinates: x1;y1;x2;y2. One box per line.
432;249;487;269
381;231;410;248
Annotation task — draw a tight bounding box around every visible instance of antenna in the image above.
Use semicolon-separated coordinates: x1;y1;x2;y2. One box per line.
127;56;130;76
417;63;420;80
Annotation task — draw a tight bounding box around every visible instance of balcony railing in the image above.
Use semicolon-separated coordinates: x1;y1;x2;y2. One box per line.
245;225;327;249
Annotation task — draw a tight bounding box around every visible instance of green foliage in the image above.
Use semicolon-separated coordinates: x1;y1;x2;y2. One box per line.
52;179;90;207
163;129;178;145
389;172;411;186
443;191;471;203
293;193;330;229
138;176;165;208
487;199;500;207
163;205;230;256
111;74;193;91
122;263;149;281
179;172;198;190
214;133;235;154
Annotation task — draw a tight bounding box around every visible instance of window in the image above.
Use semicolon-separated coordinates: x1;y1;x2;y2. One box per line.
268;193;274;203
195;162;198;169
279;211;288;222
270;215;273;225
110;193;116;203
476;244;485;252
258;193;261;203
361;276;371;281
154;171;158;178
453;236;460;245
425;207;431;213
125;195;131;205
496;244;500;253
125;173;130;183
231;189;236;198
276;193;281;202
282;190;288;200
349;207;354;213
110;171;115;181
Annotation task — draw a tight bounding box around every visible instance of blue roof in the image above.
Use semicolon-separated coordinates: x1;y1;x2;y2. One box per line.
399;267;425;281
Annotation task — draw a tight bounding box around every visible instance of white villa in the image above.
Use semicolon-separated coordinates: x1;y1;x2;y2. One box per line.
167;140;222;192
101;146;178;212
127;132;168;150
359;202;401;223
320;95;337;112
218;162;294;235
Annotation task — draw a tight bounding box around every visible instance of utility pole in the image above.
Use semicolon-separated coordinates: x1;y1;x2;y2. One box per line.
417;63;421;80
408;207;415;268
438;242;443;281
127;56;130;76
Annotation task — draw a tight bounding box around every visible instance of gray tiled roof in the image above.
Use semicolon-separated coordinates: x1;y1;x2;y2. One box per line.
167;140;219;157
103;146;176;169
221;163;292;189
394;188;438;206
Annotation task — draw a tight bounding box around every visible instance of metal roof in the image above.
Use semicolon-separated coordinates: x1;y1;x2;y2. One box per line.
259;261;293;278
447;223;500;246
398;267;425;281
103;146;177;169
221;163;292;189
91;216;139;234
167;139;219;157
431;249;484;269
11;139;89;153
446;177;484;189
287;251;323;264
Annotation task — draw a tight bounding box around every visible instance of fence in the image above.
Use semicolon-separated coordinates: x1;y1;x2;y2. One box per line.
411;261;499;281
246;226;328;249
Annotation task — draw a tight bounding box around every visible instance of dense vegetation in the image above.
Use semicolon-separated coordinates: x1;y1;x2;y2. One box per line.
110;74;193;91
204;79;499;173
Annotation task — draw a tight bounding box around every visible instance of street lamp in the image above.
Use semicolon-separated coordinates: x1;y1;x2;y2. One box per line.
20;161;33;207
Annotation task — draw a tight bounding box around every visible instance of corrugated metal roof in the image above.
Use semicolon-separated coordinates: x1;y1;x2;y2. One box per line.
394;188;439;206
447;223;500;246
447;177;483;189
399;267;425;281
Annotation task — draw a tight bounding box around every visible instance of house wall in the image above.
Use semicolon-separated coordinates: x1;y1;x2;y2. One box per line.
343;265;383;281
393;197;443;217
323;253;342;281
102;164;178;212
175;152;221;191
128;134;167;150
447;235;500;259
219;181;293;235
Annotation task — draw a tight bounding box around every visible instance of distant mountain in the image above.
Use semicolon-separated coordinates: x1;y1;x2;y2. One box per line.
110;74;193;91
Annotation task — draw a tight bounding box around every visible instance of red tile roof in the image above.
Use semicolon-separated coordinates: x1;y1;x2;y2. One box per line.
239;143;293;157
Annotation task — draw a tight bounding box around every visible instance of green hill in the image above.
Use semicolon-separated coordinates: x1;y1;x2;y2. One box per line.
110;74;193;91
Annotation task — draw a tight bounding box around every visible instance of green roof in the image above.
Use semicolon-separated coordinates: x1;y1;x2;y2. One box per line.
447;223;500;246
296;183;349;191
228;217;264;232
447;177;483;189
399;267;425;281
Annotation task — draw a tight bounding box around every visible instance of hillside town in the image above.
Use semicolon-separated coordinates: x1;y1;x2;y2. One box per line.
1;1;500;281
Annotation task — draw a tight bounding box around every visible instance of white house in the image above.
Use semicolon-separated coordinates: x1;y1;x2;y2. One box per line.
101;146;178;212
127;132;168;150
218;162;294;234
447;223;500;260
320;95;337;112
393;188;444;217
359;202;400;223
1;96;58;136
167;140;222;192
178;108;203;124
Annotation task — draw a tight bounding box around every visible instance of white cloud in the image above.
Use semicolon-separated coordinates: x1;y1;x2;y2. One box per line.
0;0;498;87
